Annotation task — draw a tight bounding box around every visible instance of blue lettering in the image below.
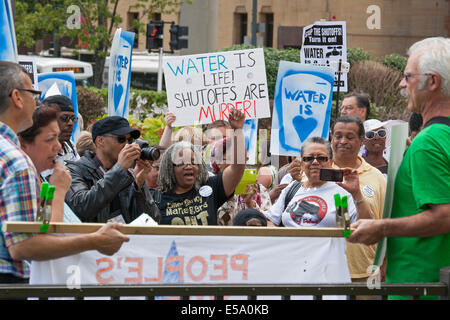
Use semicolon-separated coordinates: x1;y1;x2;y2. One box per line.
166;60;185;76
218;55;228;70
305;104;313;115
187;58;199;74
196;56;207;72
209;55;218;71
285;89;299;100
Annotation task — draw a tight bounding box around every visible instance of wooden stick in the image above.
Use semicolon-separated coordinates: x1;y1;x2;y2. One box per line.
2;222;348;237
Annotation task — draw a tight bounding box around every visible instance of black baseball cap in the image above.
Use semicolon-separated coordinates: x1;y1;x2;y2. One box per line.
92;116;140;143
42;95;74;112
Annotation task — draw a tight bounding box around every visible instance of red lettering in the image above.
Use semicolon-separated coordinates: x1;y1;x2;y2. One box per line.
253;100;257;117
199;105;216;122
243;100;252;117
210;255;227;280
231;254;248;280
166;256;184;281
220;103;229;120
96;258;114;284
145;257;163;282
186;256;207;281
124;257;143;284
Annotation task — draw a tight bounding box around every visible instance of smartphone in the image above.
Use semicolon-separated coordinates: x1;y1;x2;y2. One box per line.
319;168;343;182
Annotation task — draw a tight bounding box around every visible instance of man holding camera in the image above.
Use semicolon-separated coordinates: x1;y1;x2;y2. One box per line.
65;116;160;223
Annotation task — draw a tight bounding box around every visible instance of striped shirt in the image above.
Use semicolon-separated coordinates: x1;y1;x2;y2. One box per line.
0;121;39;279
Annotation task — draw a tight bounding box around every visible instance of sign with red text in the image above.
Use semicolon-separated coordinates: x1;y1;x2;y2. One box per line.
163;48;271;126
29;235;350;296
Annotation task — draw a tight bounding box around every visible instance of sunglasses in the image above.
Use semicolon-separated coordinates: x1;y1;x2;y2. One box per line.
173;162;198;168
302;156;329;163
59;114;78;123
103;134;134;144
10;88;42;102
365;129;387;140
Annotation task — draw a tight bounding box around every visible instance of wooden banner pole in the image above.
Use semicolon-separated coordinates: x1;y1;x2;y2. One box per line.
3;222;350;238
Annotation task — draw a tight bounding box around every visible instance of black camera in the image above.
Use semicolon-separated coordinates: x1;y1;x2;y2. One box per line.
136;140;160;161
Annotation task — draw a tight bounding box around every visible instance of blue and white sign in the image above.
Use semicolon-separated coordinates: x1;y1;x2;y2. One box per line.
243;118;258;165
38;71;80;141
108;28;135;118
0;0;17;62
270;61;334;156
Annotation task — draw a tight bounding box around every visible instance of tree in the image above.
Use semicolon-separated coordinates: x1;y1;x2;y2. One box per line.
14;0;190;88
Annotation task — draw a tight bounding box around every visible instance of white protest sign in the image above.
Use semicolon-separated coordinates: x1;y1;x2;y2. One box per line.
108;28;135;118
270;61;334;157
18;57;38;90
301;21;348;92
30;235;350;299
163;48;271;127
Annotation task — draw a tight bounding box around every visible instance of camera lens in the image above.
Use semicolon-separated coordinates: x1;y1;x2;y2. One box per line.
136;140;161;161
140;146;160;161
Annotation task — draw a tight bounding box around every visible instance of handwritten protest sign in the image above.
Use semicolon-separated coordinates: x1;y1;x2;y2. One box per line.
108;28;135;118
38;71;80;141
0;0;17;62
163;48;271;127
301;21;347;92
270;61;334;156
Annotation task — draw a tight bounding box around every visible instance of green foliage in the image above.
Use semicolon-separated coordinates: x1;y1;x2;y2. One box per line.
347;47;371;67
380;53;407;73
128;114;166;146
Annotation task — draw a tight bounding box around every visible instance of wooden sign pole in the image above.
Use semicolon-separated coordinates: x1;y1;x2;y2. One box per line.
3;222;349;238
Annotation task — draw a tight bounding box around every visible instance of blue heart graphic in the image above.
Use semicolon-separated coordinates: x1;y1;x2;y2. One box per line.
113;83;124;112
292;115;318;143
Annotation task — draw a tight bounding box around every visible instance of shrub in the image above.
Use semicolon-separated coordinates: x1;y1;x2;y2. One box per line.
347;60;409;121
76;86;106;129
380;53;407;73
347;47;371;67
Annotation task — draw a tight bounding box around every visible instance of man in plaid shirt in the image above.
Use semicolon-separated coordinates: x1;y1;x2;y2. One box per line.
0;61;130;284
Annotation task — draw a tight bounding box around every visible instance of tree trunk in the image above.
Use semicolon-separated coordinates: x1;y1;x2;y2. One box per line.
93;54;106;88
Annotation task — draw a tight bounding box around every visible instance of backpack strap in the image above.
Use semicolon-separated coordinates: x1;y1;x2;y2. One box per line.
423;116;450;129
283;181;303;212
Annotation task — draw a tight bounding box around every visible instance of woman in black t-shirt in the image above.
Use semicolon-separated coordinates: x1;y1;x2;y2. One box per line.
152;108;246;225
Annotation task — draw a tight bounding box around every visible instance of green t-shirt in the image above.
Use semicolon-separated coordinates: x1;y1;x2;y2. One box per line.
386;120;450;299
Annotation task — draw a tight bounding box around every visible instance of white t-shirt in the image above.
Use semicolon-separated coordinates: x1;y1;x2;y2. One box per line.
264;181;357;228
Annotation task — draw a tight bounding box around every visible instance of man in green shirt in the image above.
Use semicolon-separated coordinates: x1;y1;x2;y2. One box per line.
348;37;450;300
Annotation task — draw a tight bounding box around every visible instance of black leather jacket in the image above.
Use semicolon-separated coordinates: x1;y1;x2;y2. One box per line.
65;151;160;223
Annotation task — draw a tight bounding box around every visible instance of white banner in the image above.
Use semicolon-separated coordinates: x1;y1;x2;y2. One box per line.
163;48;271;127
30;235;350;299
301;21;348;92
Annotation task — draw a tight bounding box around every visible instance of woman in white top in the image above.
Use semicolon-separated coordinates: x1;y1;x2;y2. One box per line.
265;137;373;227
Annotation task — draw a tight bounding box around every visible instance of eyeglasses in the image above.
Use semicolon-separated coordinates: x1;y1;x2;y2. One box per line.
103;134;134;144
151;164;160;170
365;129;387;140
302;156;329;163
9;88;42;102
59;114;78;123
403;72;432;83
173;162;198;168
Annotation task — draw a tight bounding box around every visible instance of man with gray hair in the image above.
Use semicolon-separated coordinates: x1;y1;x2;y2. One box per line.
0;61;129;284
349;37;450;299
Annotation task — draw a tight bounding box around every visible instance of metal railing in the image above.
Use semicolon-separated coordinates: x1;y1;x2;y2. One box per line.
1;267;449;300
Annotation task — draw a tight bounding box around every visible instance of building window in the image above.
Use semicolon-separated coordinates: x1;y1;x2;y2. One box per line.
264;13;273;47
234;13;248;45
128;12;139;48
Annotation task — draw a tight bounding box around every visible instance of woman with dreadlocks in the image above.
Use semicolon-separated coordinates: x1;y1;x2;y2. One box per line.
151;108;246;225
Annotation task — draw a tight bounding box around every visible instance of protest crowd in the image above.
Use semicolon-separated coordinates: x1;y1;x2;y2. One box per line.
0;35;449;301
